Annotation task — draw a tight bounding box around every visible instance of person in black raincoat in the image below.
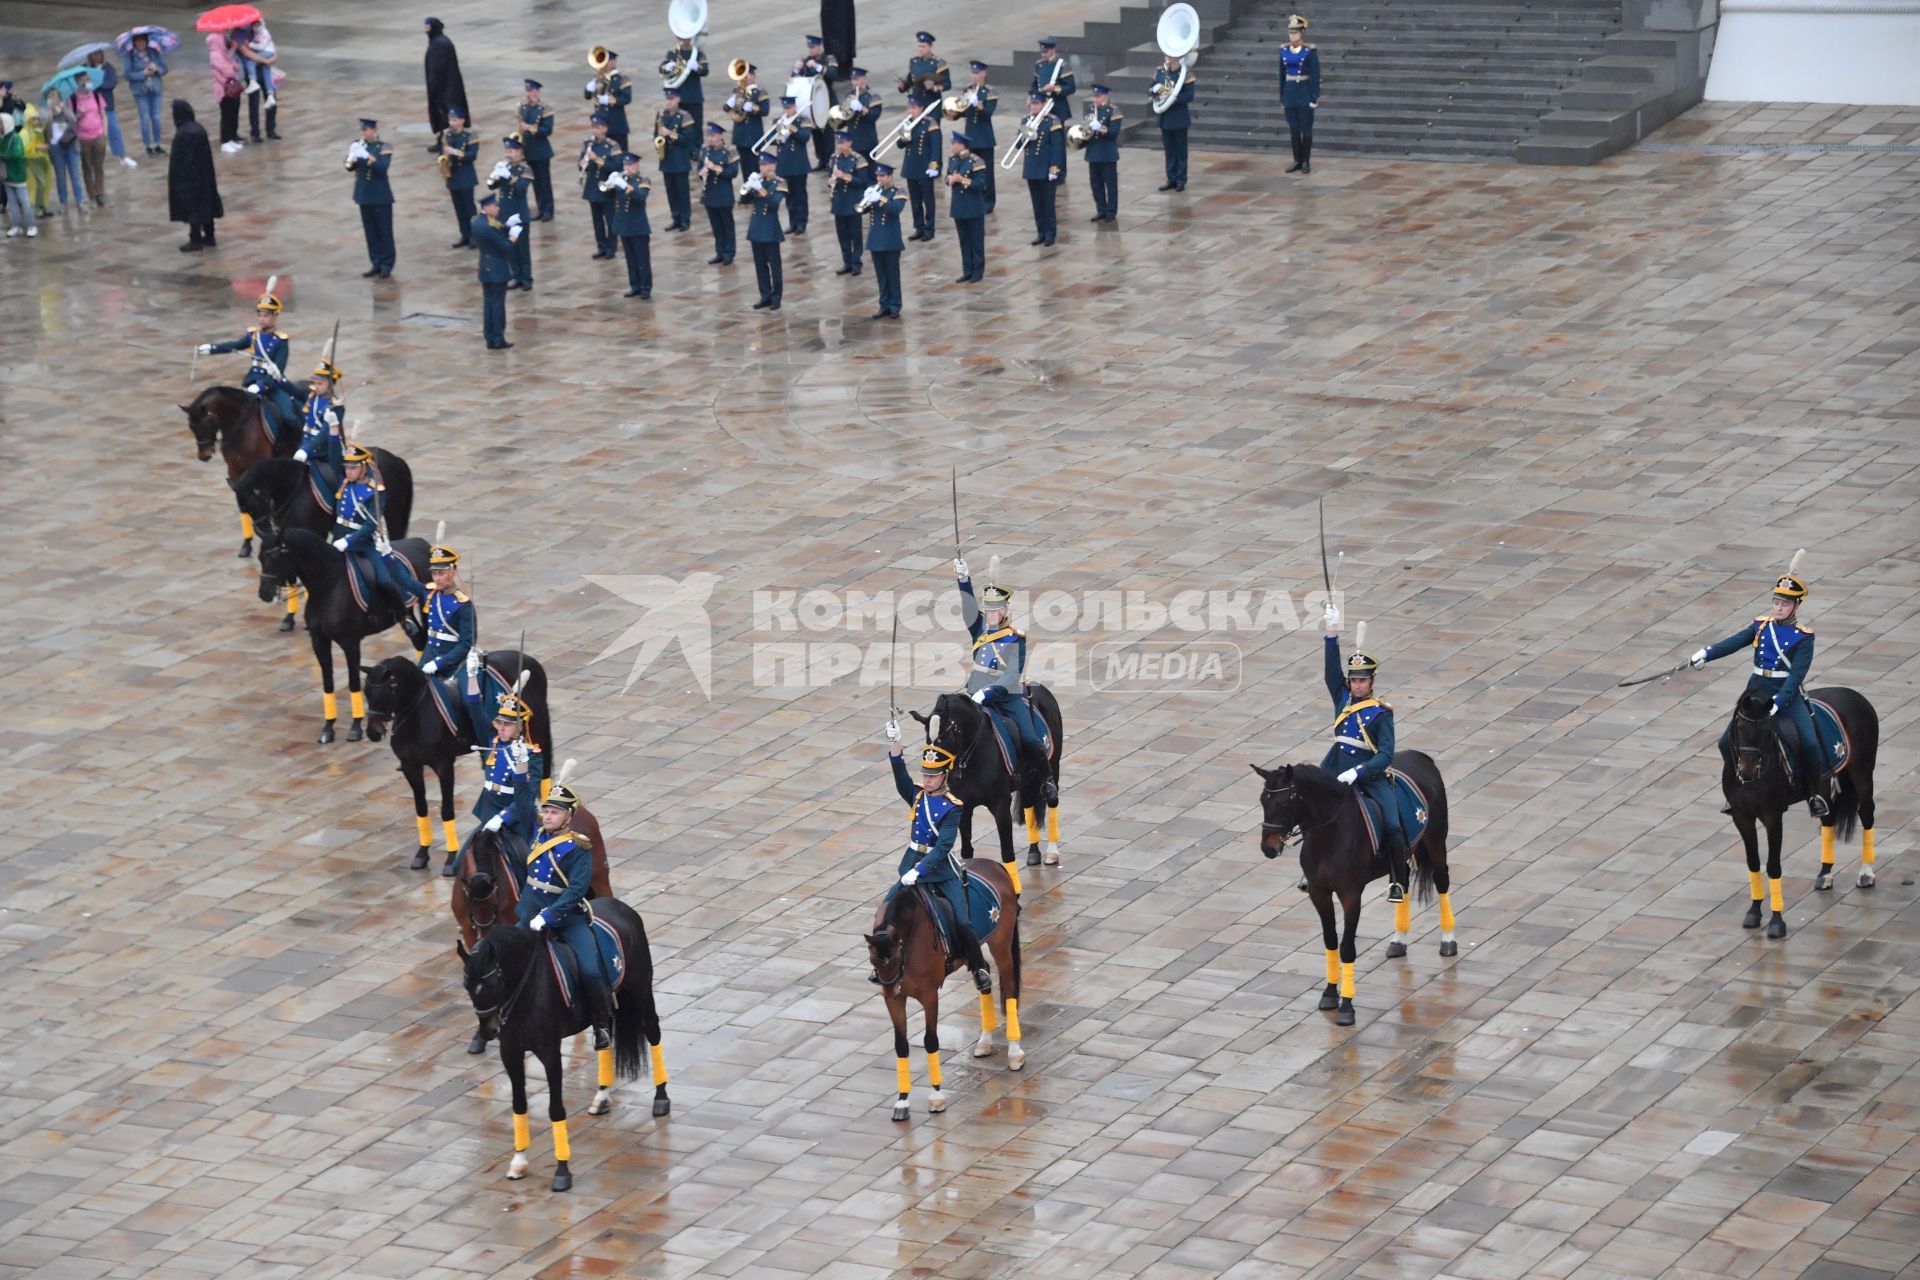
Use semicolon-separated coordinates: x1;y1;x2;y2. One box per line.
167;100;223;251
423;17;470;138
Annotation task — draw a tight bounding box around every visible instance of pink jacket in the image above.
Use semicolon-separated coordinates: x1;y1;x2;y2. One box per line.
72;88;106;140
208;32;241;100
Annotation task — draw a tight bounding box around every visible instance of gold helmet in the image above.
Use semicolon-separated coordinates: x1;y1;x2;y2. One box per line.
342;442;374;466
1287;14;1309;30
494;693;533;723
255;274;283;314
428;520;459;569
312;358;343;383
1772;549;1808;601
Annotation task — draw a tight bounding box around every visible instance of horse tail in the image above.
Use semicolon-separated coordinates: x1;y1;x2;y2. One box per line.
378;451;414;540
612;911;652;1082
1414;848;1436;907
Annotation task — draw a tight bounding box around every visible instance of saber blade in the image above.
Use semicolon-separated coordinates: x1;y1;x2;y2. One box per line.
1317;498;1330;594
1616;663;1688;688
951;466;962;560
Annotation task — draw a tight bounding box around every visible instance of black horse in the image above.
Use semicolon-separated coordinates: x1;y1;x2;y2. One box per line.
1723;687;1879;937
256;527;429;744
913;688;1065;890
1253;757;1457;1027
361;654;553;871
231;454;415;631
181;385;296;557
458;901;671;1192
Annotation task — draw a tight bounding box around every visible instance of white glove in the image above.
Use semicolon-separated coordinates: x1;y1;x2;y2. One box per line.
466;650;481;675
488;160;511;182
510;740;530;773
529;912;547;932
348;140;369;162
1688;648;1708;669
1323;602;1340;632
293;448;307;462
926;165;938;178
955;557;969;578
331;537;349;552
885;721;901;743
1769;703;1780;717
900;868;920;887
971;688;989;705
608;172;629;190
374;534;392;555
1336;768;1359;785
585;79;598;93
483;812;505;832
506;212;522;228
508;224;523;242
421;659;439;675
597;93;612;105
725;93;738;109
196;342;214;355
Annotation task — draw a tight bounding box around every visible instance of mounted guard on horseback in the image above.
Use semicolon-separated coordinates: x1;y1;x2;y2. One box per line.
473;686;545;850
1323;601;1411;903
871;719;994;994
196;278;299;443
419;527;476;678
295;345;346;495
522;776;617;1051
958;555;1056;804
331;443;429;626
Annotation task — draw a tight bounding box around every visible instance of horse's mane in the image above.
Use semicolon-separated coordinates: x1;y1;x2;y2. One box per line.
194;384;250;406
1287;762;1350;806
1735;688;1774;715
878;885;920;935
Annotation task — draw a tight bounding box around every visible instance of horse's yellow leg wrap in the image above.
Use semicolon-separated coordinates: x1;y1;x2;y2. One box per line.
551;1119;570;1162
350;690;366;720
1394;898;1411;935
1006;861;1022;897
1769;877;1785;912
1438;893;1456;932
1748;870;1765;901
1820;826;1836;868
1047;807;1060;843
541;778;552;802
442;819;459;852
414;815;432;848
1324;949;1340;985
927;1051;943;1089
1340;961;1356;1000
597;1047;615;1089
322;691;338;721
240;512;255;539
1863;829;1877;865
512;1112;529;1152
1024;808;1040;845
895;1057;911;1094
286;588;300;617
1005;998;1021;1043
650;1042;669;1087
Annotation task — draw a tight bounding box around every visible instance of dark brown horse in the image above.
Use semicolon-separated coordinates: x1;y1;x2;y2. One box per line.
181;385;294;558
864;859;1023;1121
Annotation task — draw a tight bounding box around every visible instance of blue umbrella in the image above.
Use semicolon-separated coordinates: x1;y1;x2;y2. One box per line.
117;26;183;55
42;66;105;99
57;42;115;70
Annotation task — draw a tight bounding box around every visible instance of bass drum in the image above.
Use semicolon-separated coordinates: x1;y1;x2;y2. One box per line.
785;73;832;126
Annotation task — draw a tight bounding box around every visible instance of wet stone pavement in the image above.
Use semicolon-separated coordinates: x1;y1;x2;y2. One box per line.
2;1;1919;1274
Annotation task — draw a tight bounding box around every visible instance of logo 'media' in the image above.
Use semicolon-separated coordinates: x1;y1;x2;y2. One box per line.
587;574;720;697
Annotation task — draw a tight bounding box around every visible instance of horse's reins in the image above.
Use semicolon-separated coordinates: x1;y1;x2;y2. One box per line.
1261;782;1338;845
1729;706;1779;779
471;942;539;1029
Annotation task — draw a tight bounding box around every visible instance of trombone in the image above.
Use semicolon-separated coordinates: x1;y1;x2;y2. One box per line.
872;102;936;160
1000;111;1045;169
753;114;796;154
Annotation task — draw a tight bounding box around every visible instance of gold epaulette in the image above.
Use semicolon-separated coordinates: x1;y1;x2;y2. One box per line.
1752;614;1771;624
453;590;470;603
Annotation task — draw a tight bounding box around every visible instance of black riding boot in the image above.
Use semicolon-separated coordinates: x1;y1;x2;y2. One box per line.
1384;833;1410;904
589;985;613;1050
957;927;993;993
1286;134;1304;173
1022;741;1057;803
1808;770;1832;818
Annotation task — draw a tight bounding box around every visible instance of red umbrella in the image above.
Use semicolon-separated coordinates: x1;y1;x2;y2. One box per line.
196;4;262;32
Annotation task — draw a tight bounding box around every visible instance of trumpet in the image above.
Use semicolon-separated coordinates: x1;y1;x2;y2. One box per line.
1000;111;1045;169
855;183;885;214
753;114;795;154
598;171;630;193
872;102;936;160
941;86;979;119
738;171;766;199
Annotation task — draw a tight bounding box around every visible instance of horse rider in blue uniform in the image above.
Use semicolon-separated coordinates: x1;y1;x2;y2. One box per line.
521;778;613;1046
471;690;545;846
346;118;396;278
1150;54;1195;192
873;724;994;993
515;80;556;220
491;136;536;291
418;532;475;678
1279;15;1320;175
198;283;296;442
743;153;786;310
864;162;907;318
1321;600;1410;902
439;104;480;247
1689;560;1830;816
828;130;869;275
958;557;1057;800
698;122;738;266
955;61;996;213
331;443;429;615
470;190;520;350
294;354;345;493
1082;84;1122;219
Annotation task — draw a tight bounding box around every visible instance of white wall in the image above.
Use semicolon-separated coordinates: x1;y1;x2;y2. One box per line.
1705;0;1920;104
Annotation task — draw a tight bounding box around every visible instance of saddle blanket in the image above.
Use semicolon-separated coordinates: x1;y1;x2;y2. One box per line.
546;916;625;1009
425;660;521;738
1805;697;1851;777
1355;768;1432;858
982;694;1055;777
919;874;1006;961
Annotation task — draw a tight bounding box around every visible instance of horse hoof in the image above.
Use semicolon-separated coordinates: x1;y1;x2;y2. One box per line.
318;724;336;745
972;1040;995;1059
1741;903;1763;930
1814;870;1835;891
551;1164;572;1193
1439;940;1458;958
1858;869;1875;889
1296;878;1309;892
1767;914;1787;940
506;1156;528;1180
440;855;457;878
367;723;384;742
237;539;253;558
892;1102;910;1122
1008;1045;1025;1071
409;848;430;870
1318;984;1340;1011
1335;1006;1356;1028
347;720;364;743
1044;847;1060;866
1026;846;1041;867
928;1091;947;1114
277;614;295;632
652;1094;671;1117
466;1034;487;1055
588;1092;610;1116
1386;941;1407;960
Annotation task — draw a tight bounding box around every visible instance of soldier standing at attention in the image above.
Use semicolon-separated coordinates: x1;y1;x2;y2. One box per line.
580;113;620;260
743;153;786;310
470;190;521;349
1279;15;1320;175
945;134;985;282
346;117;395;278
828;130;869;276
607;152;654;300
439;104;479;247
1082;84;1121;220
657;88;694;232
864;162;906;319
516;80;556;220
698;121;738;266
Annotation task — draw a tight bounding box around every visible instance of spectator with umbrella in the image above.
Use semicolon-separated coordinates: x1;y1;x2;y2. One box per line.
197;5;259;151
423;17;469;140
62;44;138;169
119;26;177;156
39;85;85;213
168;99;222;250
47;65;110;205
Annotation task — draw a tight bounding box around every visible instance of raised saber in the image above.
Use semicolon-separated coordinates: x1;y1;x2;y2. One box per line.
950;466;963;562
1318;499;1330;593
888;614;899;721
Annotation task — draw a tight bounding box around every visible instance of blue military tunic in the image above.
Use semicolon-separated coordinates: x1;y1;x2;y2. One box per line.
1083;103;1122;162
699;145;737;206
845;89;883;156
744;176;785;241
351;141;394;204
1279;44;1321;106
829;151;871;215
1031;58;1076;122
296;392;344;488
516;101;555;160
475;736;545;840
957;86;996;152
1151;67;1195;131
1020;115;1064;180
904;55;951;96
421;587;475;672
517;826;616;994
867;186;907;250
772;116;812;178
730;85;771;161
441;127;478;191
591;70;634;143
886;756;973;939
959;576;1046;747
1321;636;1404;847
1703;613;1823;780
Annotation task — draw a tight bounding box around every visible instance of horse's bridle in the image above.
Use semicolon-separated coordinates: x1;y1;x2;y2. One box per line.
470;944;538;1030
1729;706;1777;779
1260;781;1336;843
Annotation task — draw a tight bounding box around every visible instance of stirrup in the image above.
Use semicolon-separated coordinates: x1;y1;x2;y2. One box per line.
1386;882;1406;904
1808;794;1830;818
972;967;993;994
592;1024;611;1050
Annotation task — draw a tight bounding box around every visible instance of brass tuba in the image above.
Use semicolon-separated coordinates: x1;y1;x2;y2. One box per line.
589;45;614;97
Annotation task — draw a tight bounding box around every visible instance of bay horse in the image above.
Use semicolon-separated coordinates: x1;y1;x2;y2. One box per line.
864;858;1023;1121
912;687;1065;891
181;385;295;557
458;900;671;1192
360;654;555;869
256;527;429;744
449;819;614;1053
231;453;416;631
1723;686;1878;938
1252;756;1457;1027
